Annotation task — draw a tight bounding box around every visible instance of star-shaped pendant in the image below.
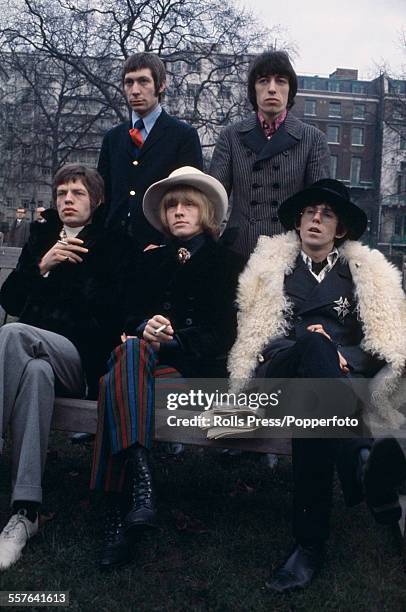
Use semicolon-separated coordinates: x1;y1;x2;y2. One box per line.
333;296;351;319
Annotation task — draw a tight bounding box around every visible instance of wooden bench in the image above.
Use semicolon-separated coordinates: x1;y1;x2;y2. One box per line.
0;246;291;454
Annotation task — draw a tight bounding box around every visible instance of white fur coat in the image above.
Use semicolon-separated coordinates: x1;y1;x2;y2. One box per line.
228;231;406;427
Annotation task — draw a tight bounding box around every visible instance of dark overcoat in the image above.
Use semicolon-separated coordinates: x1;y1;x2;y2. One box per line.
209;112;330;256
260;256;383;377
98;110;203;250
124;236;245;378
0;208;136;398
6;219;31;247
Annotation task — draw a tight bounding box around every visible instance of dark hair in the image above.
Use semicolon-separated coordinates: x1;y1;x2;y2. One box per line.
122;53;166;99
247;50;298;111
52;164;104;210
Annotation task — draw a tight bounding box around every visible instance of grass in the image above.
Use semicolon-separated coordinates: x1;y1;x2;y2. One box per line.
1;435;406;612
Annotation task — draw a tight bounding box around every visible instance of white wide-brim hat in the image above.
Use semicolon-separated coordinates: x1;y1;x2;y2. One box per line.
143;166;228;234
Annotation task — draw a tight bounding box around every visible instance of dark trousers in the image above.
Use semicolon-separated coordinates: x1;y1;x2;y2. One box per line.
265;332;372;545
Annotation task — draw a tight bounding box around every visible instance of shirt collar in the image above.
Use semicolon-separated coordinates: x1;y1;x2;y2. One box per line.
258;109;287;139
132;104;162;136
301;248;339;267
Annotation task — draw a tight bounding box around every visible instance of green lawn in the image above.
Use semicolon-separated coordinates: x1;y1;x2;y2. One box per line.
1;435;406;612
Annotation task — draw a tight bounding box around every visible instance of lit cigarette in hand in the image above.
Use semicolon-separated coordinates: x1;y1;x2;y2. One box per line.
153;324;168;336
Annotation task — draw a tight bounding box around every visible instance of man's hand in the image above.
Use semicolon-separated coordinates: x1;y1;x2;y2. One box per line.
39;237;88;275
143;315;174;350
337;351;350;374
307;324;349;373
307;323;331;340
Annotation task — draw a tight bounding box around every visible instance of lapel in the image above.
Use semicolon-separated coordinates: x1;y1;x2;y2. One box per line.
238;112;303;162
138;109;172;158
238;115;267;155
284;255;317;301
296;259;354;316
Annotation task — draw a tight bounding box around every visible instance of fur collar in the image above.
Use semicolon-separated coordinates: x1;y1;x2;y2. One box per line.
228;231;406;386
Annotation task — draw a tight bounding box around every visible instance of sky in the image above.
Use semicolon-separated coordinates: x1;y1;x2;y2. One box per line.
241;0;405;80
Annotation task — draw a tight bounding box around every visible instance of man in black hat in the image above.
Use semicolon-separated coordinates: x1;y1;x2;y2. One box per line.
228;178;406;591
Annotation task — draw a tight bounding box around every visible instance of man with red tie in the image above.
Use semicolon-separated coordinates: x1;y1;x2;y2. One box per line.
98;52;203;250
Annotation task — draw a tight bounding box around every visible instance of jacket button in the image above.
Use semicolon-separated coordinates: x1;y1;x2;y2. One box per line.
132;160;139;166
163;301;171;310
185;318;193;326
272;182;280;189
253;164;262;172
252;183;260;189
271;216;279;223
250;201;259;206
249;218;256;224
297;316;302;322
271;200;278;207
257;353;265;363
129;190;136;196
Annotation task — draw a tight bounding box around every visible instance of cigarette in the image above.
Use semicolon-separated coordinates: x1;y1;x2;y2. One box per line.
58;239;68;245
154;324;168;335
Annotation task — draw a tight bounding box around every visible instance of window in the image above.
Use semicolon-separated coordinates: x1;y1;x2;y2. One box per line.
352;82;365;94
328;80;340;92
400;131;406;150
329;102;341;117
393;107;403;120
220;85;231;100
303;78;317;90
394;215;406;237
327;125;340;144
5;198;13;208
352;127;364;146
186;83;199;99
353;104;365;119
304;100;316;115
350;157;361;185
397;174;406;195
330;155;338;178
171;61;183;73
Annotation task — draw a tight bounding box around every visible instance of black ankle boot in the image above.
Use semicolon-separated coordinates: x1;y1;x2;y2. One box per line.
266;542;324;592
125;445;157;529
361;438;406;525
100;500;134;570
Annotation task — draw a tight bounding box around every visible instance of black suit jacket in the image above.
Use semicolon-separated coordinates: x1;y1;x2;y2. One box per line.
98;109;203;249
264;256;383;376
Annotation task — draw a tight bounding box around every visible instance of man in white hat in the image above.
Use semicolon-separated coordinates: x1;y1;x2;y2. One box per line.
91;166;245;569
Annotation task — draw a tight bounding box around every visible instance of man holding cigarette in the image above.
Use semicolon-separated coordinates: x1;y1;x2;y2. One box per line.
91;166;244;569
0;164;133;570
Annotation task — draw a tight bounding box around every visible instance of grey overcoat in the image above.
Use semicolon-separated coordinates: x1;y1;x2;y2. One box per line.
209;112;330;256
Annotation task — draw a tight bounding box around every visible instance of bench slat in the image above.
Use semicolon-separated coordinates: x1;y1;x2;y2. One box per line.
52;398;291;453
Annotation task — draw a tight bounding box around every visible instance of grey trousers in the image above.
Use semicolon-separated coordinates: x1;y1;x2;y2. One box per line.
0;323;85;504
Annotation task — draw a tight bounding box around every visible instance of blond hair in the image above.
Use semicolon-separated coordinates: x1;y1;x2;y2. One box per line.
159;186;220;239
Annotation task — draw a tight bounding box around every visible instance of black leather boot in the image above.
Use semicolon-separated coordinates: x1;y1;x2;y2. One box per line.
359;437;406;525
125;445;157;529
100;499;134;570
266;542;324;592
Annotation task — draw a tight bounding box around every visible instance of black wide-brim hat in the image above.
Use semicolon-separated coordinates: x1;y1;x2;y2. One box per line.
278;179;368;240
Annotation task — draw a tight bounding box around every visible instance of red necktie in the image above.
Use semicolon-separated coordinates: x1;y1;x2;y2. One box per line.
129;119;144;148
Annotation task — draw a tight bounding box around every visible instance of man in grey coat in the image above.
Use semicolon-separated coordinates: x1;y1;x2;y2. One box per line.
5;208;31;247
210;50;330;257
